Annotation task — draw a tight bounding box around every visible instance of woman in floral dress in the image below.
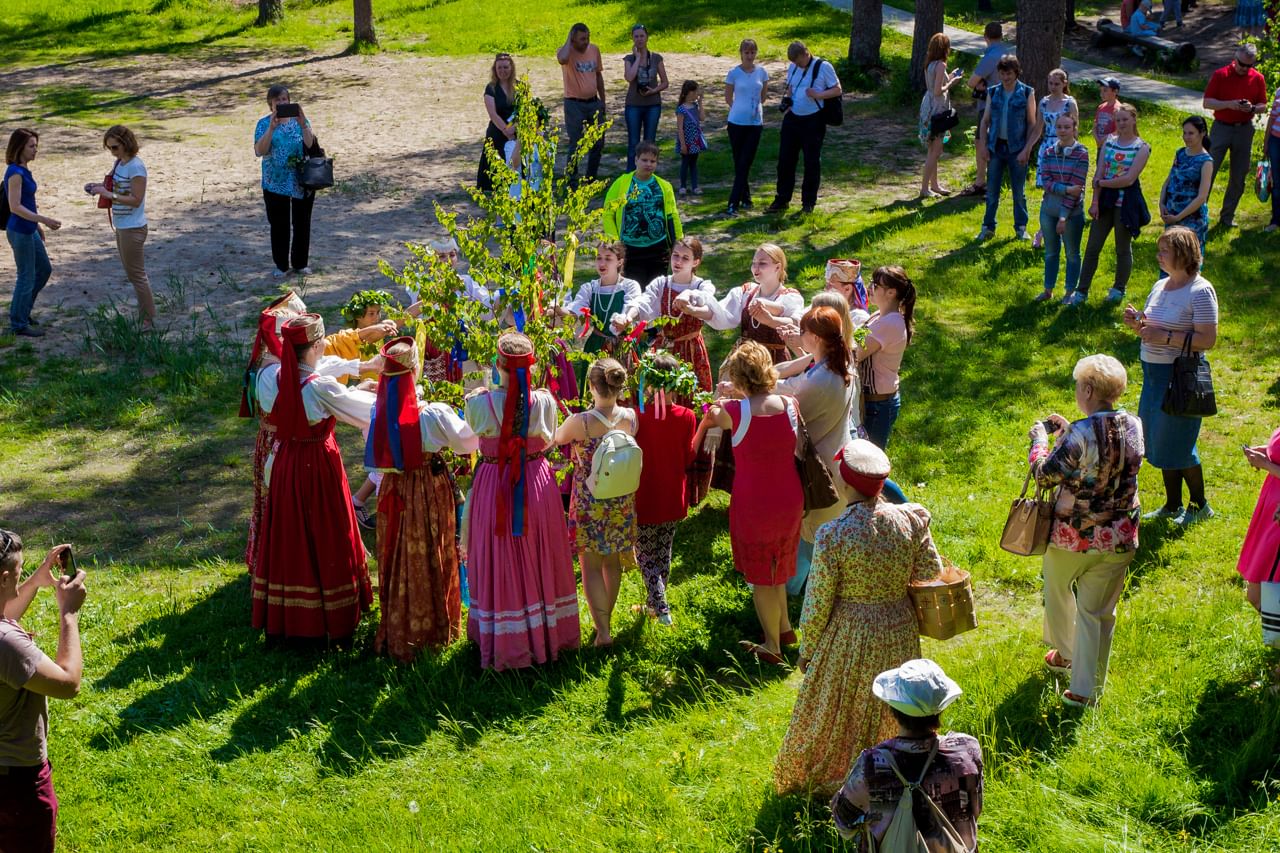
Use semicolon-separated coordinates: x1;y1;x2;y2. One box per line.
555;357;638;647
1158;116;1214;254
774;439;942;795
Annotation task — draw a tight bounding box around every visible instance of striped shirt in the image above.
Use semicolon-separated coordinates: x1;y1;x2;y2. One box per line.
1039;141;1090;215
1140;275;1218;364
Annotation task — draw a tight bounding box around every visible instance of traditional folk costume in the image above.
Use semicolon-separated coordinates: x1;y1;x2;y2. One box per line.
239;290;307;578
253;314;375;641
462;342;580;671
630;275;716;502
366;338;479;661
707;281;805;491
563;276;643;387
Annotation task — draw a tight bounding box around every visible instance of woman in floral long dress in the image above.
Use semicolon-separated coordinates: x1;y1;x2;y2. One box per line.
555;358;639;647
774;439;942;795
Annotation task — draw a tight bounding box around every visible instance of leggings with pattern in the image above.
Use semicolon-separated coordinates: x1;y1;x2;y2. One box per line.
635;521;678;615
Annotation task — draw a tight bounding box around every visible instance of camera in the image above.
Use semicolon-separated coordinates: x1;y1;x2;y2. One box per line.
1040;419;1062;435
779;96;794;114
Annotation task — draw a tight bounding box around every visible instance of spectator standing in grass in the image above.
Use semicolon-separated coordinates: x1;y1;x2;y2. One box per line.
976;55;1039;242
675;81;708;196
959;22;1012;198
1158;116;1214;254
1122;227;1219;527
1028;355;1144;708
557;23;606;187
0;534;86;853
1161;0;1185;27
1031;69;1079;249
478;53;518;193
1202;44;1268;228
602;141;682;289
918;34;965;199
84;125;155;331
854;265;916;450
1267;90;1280;233
766;40;842;214
1238;0;1267;35
1093;78;1121;148
254;84;318;277
622;25;668;172
831;660;983;849
1035;113;1089;303
1071;103;1151;306
724;38;770;215
4;129;60;338
1238;428;1280;613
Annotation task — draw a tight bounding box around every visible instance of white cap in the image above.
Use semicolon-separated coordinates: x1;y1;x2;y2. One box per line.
872;659;963;717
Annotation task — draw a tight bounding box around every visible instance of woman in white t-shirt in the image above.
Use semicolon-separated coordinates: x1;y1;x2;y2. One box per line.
854;265;916;449
85;125;155;330
1122;226;1219;527
724;38;770;215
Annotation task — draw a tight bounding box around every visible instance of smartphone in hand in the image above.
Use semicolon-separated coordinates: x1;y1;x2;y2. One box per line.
276;103;301;118
58;546;78;576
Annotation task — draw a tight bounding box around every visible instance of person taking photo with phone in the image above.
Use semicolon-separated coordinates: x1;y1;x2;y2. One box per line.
0;532;87;852
254;84;319;277
1201;43;1268;229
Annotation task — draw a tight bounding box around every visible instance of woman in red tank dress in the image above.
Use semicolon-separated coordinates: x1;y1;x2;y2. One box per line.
254;313;376;644
703;341;803;663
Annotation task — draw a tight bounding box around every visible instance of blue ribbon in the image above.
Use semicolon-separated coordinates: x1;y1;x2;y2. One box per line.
512;366;530;537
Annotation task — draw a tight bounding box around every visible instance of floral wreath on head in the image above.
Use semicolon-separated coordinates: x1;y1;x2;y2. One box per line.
634;352;714;416
340;290;396;327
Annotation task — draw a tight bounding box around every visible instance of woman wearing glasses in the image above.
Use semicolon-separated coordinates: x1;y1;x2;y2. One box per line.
85;125;155;331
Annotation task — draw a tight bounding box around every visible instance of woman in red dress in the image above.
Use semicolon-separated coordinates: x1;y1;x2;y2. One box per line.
367;337;480;661
253;313;376;644
703;341;803;663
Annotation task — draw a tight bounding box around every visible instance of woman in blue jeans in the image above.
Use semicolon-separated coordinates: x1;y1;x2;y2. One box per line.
1035;113;1089;301
4;129;61;338
622;25;668;172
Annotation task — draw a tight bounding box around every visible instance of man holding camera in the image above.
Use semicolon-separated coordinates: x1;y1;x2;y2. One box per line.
1;532;86;852
1202;43;1269;228
766;40;842;215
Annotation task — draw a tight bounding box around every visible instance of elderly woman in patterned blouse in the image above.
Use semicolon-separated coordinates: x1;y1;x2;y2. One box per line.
1028;353;1144;708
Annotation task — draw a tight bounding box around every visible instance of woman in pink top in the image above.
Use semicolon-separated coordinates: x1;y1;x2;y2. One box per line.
1239;430;1280;612
854;266;916;449
701;341;803;664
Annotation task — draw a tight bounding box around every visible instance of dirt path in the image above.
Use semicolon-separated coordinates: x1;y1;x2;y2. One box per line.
2;48;897;338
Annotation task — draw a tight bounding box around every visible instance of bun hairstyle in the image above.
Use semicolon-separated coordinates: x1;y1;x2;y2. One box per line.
725;340;778;396
757;243;788;283
800;305;852;386
872;265;917;343
588;357;628;398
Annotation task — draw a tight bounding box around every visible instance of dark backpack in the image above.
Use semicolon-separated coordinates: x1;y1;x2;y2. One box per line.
811;58;844;127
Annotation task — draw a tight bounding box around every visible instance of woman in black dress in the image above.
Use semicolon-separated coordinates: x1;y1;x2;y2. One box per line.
478;52;518;191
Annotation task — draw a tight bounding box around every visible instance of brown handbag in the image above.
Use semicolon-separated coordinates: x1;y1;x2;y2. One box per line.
786;397;840;512
999;468;1054;556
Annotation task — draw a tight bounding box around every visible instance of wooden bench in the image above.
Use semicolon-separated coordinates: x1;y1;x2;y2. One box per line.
1094;18;1197;69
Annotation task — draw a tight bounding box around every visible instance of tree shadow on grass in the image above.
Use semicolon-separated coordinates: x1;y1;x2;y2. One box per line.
748;790;843;853
989;672;1084;760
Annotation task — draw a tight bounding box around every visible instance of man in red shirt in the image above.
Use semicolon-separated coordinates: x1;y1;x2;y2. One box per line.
1202;43;1269;227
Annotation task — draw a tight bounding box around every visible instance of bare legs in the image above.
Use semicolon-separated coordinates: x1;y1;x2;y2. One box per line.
752;583;789;655
920;136;947;197
581;551;622;646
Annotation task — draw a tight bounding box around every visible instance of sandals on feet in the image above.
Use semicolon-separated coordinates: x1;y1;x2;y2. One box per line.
1044;649;1072;675
1062;690;1097;708
739;640;785;665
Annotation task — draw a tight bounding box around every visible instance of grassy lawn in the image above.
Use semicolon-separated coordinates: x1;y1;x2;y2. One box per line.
4;3;1280;852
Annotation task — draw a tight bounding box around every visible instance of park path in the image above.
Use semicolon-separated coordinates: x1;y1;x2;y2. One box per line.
821;1;1208;114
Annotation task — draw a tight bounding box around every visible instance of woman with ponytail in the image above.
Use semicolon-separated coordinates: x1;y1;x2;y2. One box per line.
366;338;479;662
855;266;916;449
463;332;580;670
776;305;857;600
554;357;639;647
252;313;377;645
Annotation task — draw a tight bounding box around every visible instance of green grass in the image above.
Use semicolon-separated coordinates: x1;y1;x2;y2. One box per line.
5;4;1280;852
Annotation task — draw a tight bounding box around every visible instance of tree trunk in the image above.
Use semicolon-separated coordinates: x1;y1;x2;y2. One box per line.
848;0;883;69
353;0;377;46
1065;0;1078;29
976;0;994;12
256;0;283;26
910;0;946;93
1016;0;1065;99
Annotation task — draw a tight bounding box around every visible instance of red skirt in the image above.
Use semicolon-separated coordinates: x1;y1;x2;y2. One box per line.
245;423;275;577
374;465;463;661
252;423;373;639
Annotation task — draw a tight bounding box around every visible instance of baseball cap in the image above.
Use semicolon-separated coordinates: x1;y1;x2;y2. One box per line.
872;659;963;717
1098;77;1121;90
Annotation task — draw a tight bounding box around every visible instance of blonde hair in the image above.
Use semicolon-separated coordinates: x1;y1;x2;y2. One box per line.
588;357;628;398
1158;226;1202;275
1072;354;1128;404
810;291;853;348
757;243;788;283
1048;67;1070;93
1114;102;1138;127
725;341;778;396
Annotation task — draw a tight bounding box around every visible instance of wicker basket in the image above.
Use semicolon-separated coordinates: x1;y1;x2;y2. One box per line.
909;562;977;641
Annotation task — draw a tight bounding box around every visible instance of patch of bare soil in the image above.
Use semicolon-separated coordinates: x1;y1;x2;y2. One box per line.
1065;0;1247;81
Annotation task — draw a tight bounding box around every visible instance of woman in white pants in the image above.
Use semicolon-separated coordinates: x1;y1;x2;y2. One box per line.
1027;354;1144;708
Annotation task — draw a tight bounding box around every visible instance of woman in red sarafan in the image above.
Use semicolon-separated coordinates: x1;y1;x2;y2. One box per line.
253;313;375;642
366;337;479;661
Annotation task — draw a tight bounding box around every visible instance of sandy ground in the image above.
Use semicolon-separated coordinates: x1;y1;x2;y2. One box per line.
0;49;807;338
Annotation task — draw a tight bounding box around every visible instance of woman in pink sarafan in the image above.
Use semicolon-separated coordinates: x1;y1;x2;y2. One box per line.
1238;429;1280;613
462;331;580;671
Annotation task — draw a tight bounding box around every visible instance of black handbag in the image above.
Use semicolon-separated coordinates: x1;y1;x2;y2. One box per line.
1162;332;1217;418
298;138;334;192
929;108;959;136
